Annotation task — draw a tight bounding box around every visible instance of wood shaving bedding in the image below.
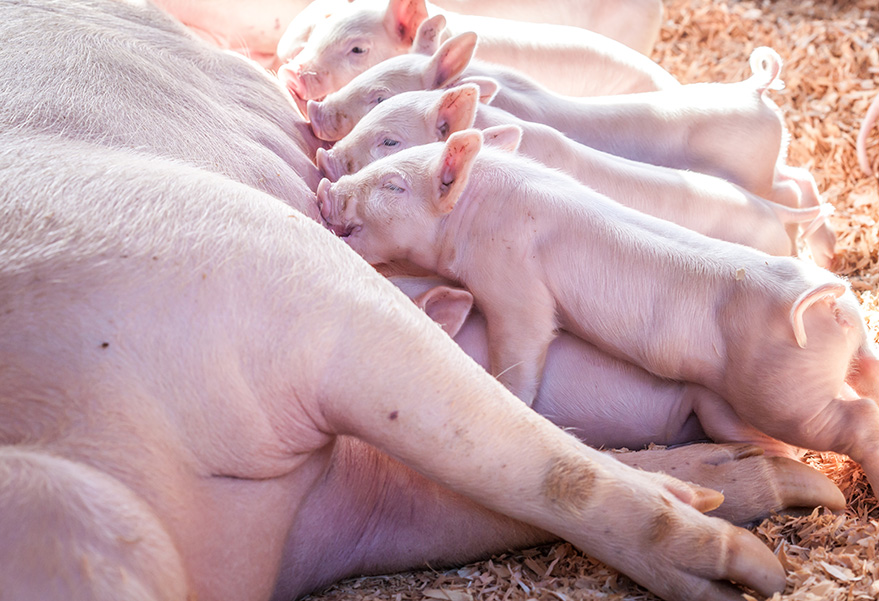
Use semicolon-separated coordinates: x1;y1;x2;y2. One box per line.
304;1;879;599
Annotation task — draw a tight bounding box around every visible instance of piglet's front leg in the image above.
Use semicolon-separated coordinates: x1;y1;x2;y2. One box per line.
476;278;559;406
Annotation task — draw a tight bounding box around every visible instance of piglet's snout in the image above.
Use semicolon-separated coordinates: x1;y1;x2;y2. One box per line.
316;147;343;181
307;100;349;142
316;177;352;237
316;177;334;218
278;63;306;98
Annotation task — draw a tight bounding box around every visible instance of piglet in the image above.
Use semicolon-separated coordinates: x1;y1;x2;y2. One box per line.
277;0;677;102
278;0;664;60
431;0;663;54
319;83;830;257
390;275;845;522
318;129;879;495
307;22;836;267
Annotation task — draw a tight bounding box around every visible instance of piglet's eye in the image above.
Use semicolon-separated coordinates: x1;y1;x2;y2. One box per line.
383;182;405;193
350;46;366;54
382;139;400;147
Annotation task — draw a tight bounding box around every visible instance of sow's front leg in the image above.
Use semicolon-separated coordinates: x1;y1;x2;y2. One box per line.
289;228;787;601
279;438;841;598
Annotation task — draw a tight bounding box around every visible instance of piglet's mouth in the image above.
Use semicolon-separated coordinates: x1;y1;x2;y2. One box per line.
328;222;360;238
291;91;327;121
319;210;360;238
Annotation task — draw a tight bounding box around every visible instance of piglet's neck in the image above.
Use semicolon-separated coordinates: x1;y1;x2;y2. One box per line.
434;155;524;281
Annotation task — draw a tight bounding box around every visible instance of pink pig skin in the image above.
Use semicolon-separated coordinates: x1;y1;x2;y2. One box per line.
307;28;836;266
1;2;817;601
319;84;831;258
277;0;677;103
153;0;312;68
318;131;879;494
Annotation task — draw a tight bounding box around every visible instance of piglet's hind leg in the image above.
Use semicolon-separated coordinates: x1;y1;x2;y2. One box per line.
776;396;879;495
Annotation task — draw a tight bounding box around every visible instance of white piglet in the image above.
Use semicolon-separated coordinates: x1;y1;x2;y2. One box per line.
319;83;830;257
318;129;879;493
277;0;664;60
277;0;677;102
307;23;836;266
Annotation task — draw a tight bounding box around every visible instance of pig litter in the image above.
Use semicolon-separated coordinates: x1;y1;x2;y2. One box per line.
303;0;879;599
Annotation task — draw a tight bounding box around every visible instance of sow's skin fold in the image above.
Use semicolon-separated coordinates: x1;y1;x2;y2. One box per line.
1;2;806;601
317;129;879;496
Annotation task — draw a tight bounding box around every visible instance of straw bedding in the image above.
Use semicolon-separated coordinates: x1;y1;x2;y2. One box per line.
303;0;879;599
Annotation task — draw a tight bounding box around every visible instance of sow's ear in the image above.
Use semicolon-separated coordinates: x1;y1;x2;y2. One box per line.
434;84;480;140
434;129;482;214
412;13;446;55
426;31;478;89
482;124;523;153
415;285;474;338
384;0;430;46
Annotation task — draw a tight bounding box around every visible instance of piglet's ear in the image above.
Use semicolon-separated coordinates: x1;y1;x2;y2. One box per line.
384;0;430;46
482;124;522;153
414;285;474;338
435;84;479;140
435;129;482;214
412;14;446;55
426;32;478;89
457;76;499;104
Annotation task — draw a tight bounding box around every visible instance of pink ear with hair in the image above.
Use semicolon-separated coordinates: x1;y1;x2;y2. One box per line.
414;285;474;338
435;129;482;214
426;32;478;89
482;124;523;153
384;0;430;45
412;13;446;55
457;76;499;104
435;84;480;140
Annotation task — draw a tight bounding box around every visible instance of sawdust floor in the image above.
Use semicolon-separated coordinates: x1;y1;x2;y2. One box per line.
303;1;879;599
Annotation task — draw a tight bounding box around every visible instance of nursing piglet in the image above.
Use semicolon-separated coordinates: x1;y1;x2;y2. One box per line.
317;129;879;495
306;21;836;266
390;275;845;521
319;83;829;257
277;0;663;60
277;0;677;102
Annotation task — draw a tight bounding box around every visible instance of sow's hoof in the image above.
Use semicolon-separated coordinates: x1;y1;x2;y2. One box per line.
613;443;845;525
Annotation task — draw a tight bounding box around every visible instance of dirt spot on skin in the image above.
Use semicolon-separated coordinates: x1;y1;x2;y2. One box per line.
388;410;398;421
542;456;596;514
647;499;677;545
